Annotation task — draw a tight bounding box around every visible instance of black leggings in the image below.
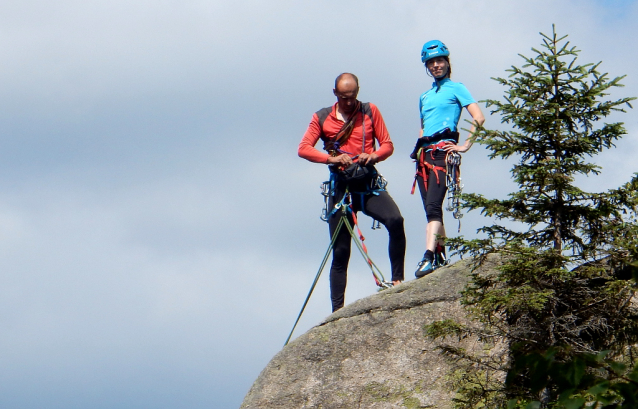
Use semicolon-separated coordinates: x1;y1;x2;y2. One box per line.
328;182;405;312
416;150;447;223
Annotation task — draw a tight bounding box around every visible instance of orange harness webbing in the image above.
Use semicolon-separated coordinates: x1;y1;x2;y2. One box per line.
410;141;448;195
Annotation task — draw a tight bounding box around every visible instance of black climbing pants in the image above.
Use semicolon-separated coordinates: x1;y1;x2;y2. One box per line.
327;178;405;312
416;149;447;223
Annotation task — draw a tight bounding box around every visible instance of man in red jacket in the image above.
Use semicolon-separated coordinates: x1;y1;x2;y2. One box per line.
298;73;405;312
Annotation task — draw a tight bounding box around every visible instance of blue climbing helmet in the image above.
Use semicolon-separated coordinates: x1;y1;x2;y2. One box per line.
421;40;449;63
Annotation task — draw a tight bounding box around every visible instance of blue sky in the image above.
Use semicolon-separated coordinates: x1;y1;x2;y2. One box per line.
1;1;637;408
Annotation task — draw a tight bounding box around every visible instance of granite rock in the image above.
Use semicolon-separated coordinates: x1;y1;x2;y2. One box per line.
242;257;501;409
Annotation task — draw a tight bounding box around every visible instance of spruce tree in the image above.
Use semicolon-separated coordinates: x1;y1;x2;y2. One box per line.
428;26;638;408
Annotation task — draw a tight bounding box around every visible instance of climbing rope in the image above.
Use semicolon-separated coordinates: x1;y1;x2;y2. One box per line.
284;216;344;346
445;152;463;232
345;206;392;289
285;190;392;346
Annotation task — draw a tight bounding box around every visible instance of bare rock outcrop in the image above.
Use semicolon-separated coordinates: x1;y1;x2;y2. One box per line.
242;257;500;409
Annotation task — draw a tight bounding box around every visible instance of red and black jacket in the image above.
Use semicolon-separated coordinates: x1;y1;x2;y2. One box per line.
298;102;394;164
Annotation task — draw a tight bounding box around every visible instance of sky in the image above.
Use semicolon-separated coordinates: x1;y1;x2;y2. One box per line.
1;1;637;408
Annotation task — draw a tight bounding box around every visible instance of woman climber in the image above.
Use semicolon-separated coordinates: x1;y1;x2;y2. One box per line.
412;40;485;278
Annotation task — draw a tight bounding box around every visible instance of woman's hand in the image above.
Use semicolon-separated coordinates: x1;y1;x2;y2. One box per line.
441;103;484;155
442;142;470;153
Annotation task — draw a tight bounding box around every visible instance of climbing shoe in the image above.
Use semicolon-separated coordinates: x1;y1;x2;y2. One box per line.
415;258;434;278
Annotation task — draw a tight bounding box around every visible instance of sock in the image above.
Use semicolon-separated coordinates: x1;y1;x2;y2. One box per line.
424;250;434;262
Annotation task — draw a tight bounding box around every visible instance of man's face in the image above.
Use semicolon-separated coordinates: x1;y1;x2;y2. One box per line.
426;57;449;79
333;78;359;115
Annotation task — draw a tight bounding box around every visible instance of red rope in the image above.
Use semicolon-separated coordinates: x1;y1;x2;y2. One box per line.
349;204;382;287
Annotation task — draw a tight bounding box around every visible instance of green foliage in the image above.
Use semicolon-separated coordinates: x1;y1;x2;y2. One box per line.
424;319;468;340
506;348;638;408
460;243;638;358
427;26;638;408
459;25;636;254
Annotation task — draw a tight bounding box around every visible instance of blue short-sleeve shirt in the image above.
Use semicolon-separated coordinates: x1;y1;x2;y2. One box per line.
420;78;476;137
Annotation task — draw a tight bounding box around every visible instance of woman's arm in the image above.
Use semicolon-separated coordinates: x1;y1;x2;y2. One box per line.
444;102;485;153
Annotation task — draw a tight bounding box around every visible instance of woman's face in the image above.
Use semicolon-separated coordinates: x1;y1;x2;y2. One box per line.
426;57;449;79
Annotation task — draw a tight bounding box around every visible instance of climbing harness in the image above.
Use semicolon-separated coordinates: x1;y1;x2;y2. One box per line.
445;151;463;232
285;188;392;346
410;142;448;195
409;128;459;195
320;167;387;222
410;141;464;233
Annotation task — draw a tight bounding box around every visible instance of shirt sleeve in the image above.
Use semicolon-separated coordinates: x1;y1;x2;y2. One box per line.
419;94;424;129
454;83;476;107
298;113;331;164
369;103;394;161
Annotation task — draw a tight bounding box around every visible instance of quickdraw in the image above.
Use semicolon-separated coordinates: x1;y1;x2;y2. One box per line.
371;172;387;230
445;151;463;232
320;180;332;222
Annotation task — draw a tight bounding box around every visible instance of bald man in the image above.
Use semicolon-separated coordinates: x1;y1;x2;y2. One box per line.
298;73;406;312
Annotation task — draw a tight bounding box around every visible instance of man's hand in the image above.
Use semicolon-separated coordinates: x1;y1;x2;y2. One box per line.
326;154;354;166
357;152;378;166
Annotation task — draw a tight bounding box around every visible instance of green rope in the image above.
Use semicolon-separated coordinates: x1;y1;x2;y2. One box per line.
284;196;391;346
342;217;390;288
284;217;345;346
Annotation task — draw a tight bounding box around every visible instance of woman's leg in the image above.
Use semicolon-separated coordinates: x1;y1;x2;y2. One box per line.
425;220;443;251
415;153;448;277
418;164;447;248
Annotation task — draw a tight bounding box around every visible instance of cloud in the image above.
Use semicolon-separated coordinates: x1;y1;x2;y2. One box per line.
0;0;637;407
